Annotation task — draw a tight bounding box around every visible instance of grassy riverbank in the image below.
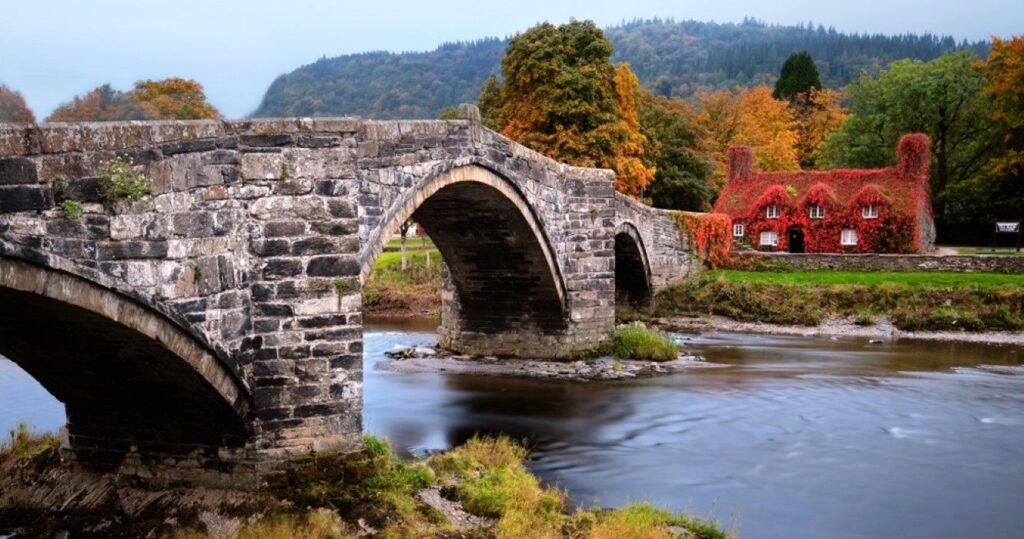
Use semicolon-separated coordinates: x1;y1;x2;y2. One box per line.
363;247;442;318
1;426;728;538
656;270;1024;331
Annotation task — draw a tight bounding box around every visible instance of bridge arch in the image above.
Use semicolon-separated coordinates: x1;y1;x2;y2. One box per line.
0;256;250;467
362;164;569;354
613;222;653;310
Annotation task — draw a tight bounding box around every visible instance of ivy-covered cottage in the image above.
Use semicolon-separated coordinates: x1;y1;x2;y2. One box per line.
713;134;936;254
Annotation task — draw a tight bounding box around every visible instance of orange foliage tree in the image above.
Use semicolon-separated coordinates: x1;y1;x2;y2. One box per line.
978;35;1024;180
693;85;800;189
0;84;35;123
129;77;220;120
611;64;656;196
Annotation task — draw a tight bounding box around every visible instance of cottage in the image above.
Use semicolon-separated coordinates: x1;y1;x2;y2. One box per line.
713;134;936;253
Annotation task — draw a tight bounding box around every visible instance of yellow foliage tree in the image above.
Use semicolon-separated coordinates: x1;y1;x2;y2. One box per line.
611;63;656;197
693;85;800;188
129;77;220;120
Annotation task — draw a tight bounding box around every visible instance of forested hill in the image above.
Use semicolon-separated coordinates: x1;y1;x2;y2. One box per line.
252;18;988;119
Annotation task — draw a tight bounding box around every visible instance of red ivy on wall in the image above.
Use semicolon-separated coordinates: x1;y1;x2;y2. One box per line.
675;211;733;267
713;134;932;254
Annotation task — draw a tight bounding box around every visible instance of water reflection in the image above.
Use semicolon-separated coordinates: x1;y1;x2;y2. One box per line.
363;319;1024;539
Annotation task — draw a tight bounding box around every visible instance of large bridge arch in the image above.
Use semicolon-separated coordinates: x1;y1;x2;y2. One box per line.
0;256;250;468
362;164;570;356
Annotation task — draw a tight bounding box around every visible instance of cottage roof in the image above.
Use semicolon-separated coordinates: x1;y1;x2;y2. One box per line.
713;134;932;220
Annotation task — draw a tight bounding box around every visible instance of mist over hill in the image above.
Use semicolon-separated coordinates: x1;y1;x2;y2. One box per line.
252;17;988;119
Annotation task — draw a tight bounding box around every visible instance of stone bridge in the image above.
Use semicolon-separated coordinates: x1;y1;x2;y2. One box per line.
0;106;697;483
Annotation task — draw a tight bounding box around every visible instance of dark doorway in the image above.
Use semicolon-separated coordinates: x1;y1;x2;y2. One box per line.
787;227;806;253
614;232;652;311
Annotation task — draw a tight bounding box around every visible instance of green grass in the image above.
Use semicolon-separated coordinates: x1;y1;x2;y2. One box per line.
714;269;1024;288
0;422;59;462
611;322;681;361
386;237;434;249
948;246;1024;256
363;248;442;316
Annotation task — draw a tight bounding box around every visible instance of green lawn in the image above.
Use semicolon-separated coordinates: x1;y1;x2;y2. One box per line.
947;246;1024;256
385;237;434;249
714;269;1024;288
372;248;441;271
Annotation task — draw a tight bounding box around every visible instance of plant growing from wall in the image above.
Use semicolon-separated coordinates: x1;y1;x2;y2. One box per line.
58;200;83;219
98;157;150;204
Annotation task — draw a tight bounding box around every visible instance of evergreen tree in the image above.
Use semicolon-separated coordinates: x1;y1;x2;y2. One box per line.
773;51;823;100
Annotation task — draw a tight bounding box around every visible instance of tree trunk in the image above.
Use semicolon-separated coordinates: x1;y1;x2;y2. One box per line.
400;222;410;271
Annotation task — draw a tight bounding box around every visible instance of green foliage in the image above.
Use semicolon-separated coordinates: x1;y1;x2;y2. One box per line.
576;502;729;539
0;422;59;462
362;248;441;317
773;51;822;100
612;322;681;361
98;157;150;204
638;92;714;210
253;18;985;120
657;270;1024;331
58;199;83;219
818;51;995;228
437;106;459;120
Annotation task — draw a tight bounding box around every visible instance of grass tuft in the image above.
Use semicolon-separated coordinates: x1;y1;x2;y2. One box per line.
613;322;681;361
0;422;59;462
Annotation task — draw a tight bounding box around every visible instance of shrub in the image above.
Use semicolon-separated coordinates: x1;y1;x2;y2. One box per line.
58;199;83;219
98;157;150;204
613;322;680;361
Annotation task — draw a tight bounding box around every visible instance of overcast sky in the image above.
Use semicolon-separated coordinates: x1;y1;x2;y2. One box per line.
3;0;1020;119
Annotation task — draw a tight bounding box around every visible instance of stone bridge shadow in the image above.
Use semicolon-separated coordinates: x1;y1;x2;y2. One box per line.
0;106;699;484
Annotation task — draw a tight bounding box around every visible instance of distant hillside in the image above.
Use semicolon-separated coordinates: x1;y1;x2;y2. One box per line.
252;18;988;119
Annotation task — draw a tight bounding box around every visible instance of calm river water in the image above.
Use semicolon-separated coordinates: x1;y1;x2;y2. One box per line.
2;320;1022;538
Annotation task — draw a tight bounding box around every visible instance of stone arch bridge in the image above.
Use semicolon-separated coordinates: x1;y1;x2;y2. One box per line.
0;107;697;482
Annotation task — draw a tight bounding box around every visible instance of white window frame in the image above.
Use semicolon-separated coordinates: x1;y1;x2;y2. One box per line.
841;228;858;246
760;230;779;247
862;205;878;219
766;205;780;219
809;204;825;219
733;223;745;237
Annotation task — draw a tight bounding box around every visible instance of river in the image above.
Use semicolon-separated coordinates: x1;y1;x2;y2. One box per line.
2;319;1022;538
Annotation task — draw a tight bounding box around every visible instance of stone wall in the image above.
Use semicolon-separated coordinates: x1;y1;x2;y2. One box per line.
751;252;1024;273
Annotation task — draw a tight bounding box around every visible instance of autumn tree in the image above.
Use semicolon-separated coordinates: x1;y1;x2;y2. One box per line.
773;51;822;100
47;84;148;122
940;35;1024;231
819;51;995;226
0;84;35;123
694;85;800;189
128;77;219;120
477;20;653;196
790;87;846;168
637;92;713;210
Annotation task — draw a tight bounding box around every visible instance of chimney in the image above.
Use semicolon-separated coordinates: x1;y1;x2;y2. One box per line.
727;146;756;181
896;133;931;179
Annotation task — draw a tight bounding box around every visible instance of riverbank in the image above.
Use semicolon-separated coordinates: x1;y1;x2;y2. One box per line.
652;270;1024;336
363;247;442;318
652;314;1024;345
0;426;728;538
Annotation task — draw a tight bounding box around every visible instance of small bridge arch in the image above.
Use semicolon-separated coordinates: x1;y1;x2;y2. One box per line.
613;221;653;310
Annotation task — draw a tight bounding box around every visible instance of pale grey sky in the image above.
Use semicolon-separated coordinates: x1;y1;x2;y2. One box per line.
2;0;1020;119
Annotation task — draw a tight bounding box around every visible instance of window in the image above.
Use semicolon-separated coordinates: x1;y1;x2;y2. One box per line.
862;205;878;219
766;205;780;219
809;204;825;219
841;229;858;246
760;230;778;246
733;223;745;237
